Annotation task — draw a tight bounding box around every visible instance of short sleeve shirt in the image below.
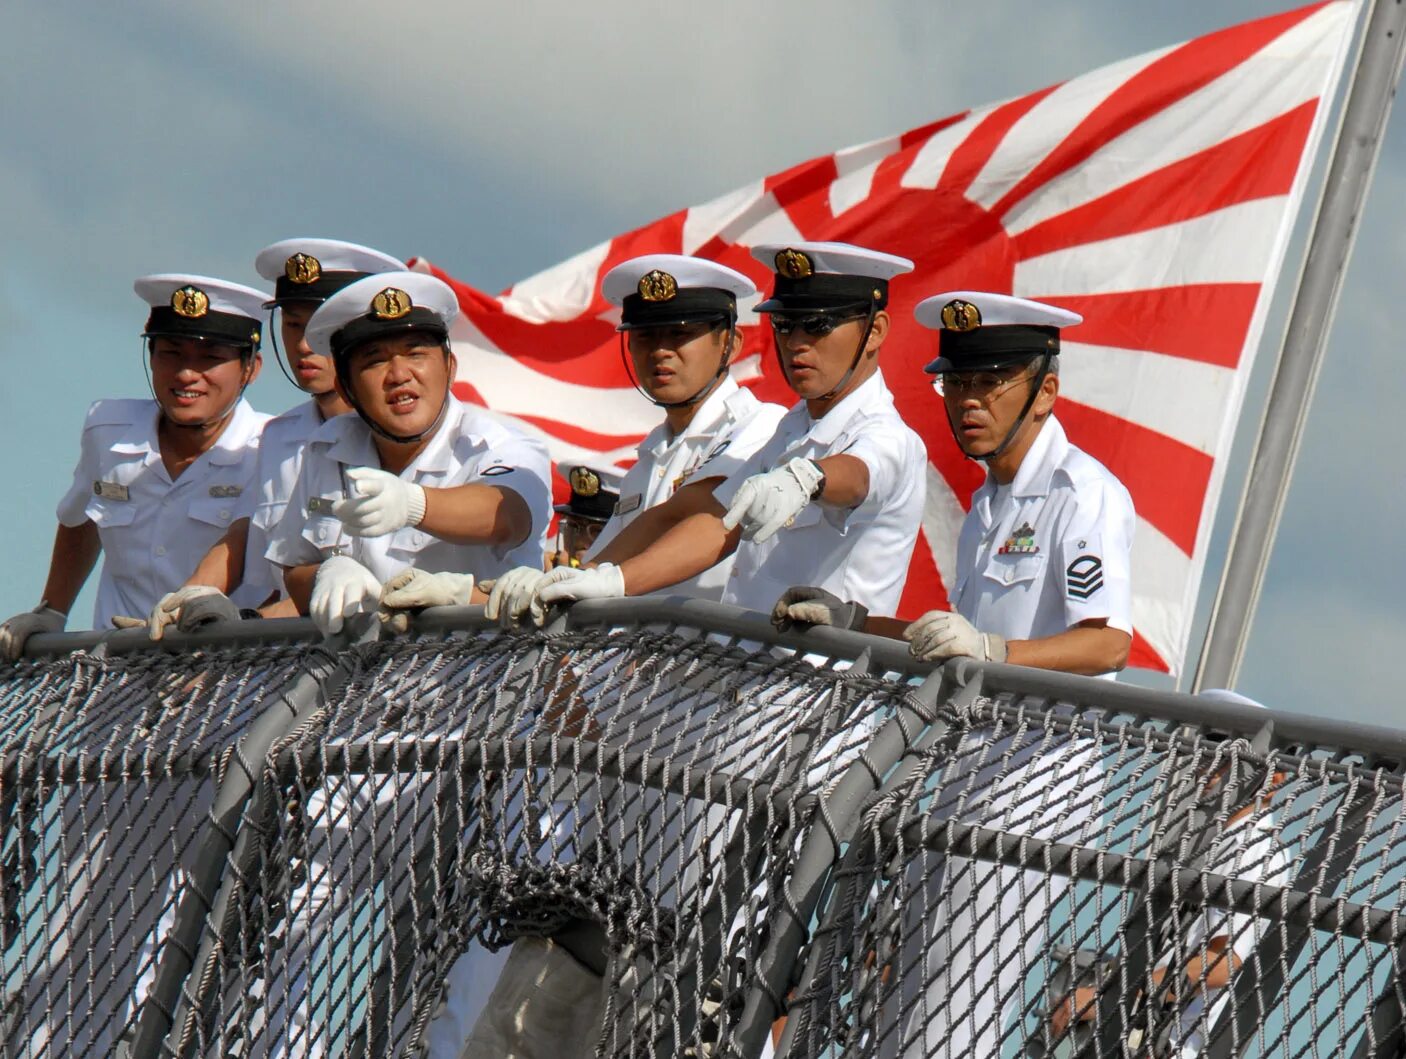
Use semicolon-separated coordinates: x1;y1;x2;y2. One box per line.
589;377;786;601
241;399;332;601
55;397;272;629
266;395;552;582
952;416;1135;647
713;372;926;616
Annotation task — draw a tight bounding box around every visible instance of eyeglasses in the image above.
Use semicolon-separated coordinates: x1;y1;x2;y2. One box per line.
933;368;1038;402
768;311;868;337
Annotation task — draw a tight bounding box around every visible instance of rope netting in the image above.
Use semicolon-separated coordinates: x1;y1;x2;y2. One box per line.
2;610;1405;1059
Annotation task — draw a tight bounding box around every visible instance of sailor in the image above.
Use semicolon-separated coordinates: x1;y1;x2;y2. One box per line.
266;270;552;635
774;290;1134;677
137;238;407;637
550;465;622;569
0;274;270;657
575;254;785;593
487;242;925;625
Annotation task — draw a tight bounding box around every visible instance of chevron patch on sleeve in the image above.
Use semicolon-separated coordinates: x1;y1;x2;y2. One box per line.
1066;554;1105;600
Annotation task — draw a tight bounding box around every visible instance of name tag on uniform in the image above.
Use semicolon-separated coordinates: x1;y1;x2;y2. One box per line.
92;481;130;502
616;494;642;516
307;496;336;515
209;484;243;499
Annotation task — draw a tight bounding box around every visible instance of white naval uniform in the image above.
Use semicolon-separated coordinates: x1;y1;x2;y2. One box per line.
266;395;553;581
713;372;926;616
239;399;337;603
588;377;785;600
951;414;1134;651
55;397;271;629
892;415;1134;1058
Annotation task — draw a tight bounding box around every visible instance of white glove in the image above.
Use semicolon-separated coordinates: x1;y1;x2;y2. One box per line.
309;555;383;636
146;585;237;641
720;457;824;543
378;568;477;634
0;605;66;662
534;563;626;616
331;466;426;538
484;566;553;629
903;610;1008;663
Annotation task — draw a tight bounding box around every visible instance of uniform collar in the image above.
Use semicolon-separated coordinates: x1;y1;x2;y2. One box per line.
1008;415;1067;498
681;376;742;440
324;393;468;473
803;371;891;445
109;398;258;467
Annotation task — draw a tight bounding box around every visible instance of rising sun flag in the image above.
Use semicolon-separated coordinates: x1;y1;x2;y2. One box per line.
415;1;1356;675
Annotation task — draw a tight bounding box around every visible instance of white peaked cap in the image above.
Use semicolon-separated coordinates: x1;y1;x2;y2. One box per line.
134;274;269;321
750;241;914;280
602;254;756;306
914;290;1082;331
254;238;406;282
305;270;459;359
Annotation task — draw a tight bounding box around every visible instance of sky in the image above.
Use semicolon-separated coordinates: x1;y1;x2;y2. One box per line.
2;0;1402;724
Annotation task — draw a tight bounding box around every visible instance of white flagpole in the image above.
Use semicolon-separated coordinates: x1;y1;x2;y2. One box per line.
1194;0;1406;692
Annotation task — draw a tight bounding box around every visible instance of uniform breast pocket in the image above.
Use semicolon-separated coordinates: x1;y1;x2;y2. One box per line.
188;497;239;531
301;515;346;553
84;498;138;531
385;527;433;562
981;552;1046;590
756;504;828;586
251;499;289;534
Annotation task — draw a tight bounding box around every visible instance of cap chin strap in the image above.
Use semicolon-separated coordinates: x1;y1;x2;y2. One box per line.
142;339;255;431
770;302;878;403
268;307;337;397
620;313;737;410
947;353;1053;463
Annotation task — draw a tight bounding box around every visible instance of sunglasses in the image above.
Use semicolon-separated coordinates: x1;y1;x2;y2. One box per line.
768;311;869;337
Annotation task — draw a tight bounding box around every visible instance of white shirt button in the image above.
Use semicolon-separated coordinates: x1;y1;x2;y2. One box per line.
155;545;166;556
219;509;230;519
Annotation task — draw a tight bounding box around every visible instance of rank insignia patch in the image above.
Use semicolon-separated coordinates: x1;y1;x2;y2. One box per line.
637;270;678;303
209;484;243;499
171;286;210;318
775;248;814;279
998;521;1039;555
1066;555;1105;599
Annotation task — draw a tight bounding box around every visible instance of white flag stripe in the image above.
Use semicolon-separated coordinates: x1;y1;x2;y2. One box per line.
899;106;996;190
1003;2;1351;236
1013;196;1286;297
829;134;901;216
1059;341;1235;455
449;325;659;436
730;189;806;248
682;179;766;256
502;238;612;324
922;462;967;598
479;402;642;472
1131;514;1195;669
966;45;1176;211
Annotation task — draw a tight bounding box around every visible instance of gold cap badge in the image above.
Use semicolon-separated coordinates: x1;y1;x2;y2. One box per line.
370;287;412;320
775;248;814;279
569;467;601;497
171;286;210;318
940;299;982;332
285;252;322;285
637;270;678;303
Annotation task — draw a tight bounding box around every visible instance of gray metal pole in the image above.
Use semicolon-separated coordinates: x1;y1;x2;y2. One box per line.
1194;0;1406;691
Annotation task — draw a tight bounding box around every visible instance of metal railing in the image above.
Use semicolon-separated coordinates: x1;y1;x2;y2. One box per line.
2;598;1403;1057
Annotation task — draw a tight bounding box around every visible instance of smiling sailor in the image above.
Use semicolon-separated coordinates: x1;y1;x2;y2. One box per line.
0;274;271;657
266;269;552;636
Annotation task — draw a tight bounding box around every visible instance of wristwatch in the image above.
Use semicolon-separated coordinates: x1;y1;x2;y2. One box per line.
808;459;827;500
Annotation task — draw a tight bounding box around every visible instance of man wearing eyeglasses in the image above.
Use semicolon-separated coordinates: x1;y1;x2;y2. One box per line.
774;290;1134;677
486;241;926;627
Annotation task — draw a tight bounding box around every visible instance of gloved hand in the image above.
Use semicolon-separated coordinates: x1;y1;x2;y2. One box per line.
483;566;553;629
903;610;1008;663
770;585;868;632
0;605;66;661
534;564;626;618
146;585;240;641
331;467;427;538
310;555;382;636
378;568;478;634
720;457;824;543
110;615;148;630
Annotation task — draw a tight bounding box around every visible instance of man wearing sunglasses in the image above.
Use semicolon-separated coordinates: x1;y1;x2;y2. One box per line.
775;290;1133;678
486;241;925;626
